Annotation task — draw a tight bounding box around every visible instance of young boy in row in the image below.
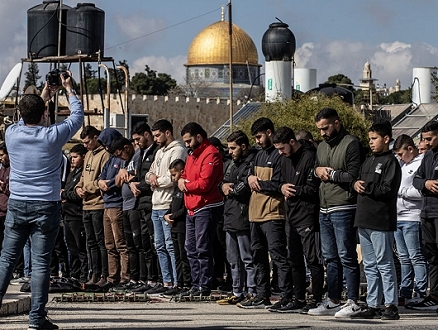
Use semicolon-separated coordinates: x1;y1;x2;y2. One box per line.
352;123;402;320
163;159;191;297
393;135;428;304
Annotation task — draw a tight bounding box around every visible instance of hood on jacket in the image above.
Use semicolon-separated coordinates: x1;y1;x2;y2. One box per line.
98;128;123;153
298;139;317;153
163;139;186;153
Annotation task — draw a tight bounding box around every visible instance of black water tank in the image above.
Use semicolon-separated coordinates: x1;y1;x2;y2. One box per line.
66;3;105;56
262;22;296;62
27;1;71;58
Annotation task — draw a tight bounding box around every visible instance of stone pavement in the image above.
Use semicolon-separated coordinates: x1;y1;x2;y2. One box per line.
1;290;438;330
0;284;30;317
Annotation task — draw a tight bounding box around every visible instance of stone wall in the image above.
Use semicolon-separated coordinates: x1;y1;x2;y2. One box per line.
58;93;242;138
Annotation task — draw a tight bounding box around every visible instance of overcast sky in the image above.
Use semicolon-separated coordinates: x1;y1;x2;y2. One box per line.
1;0;438;92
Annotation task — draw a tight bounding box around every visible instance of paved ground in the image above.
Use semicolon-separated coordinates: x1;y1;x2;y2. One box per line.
1;290;438;330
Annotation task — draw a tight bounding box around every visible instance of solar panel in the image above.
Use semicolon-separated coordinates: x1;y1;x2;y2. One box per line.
211;102;262;139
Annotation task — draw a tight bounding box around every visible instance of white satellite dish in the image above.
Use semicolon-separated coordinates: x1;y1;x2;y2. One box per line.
0;63;22;101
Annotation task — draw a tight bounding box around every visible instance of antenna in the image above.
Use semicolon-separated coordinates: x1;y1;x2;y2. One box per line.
275;17;284;23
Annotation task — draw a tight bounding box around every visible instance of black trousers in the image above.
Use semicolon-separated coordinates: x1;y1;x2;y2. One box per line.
123;209;144;282
83;209;108;278
64;219;88;282
213;219;231;282
286;222;324;302
172;231;191;287
139;208;160;282
421;217;438;296
50;225;70;277
251;220;292;299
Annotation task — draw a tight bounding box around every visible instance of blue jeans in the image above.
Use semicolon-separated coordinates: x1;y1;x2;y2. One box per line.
394;221;428;298
226;230;256;296
0;199;60;327
152;209;177;284
186;206;223;290
359;228;398;307
319;210;360;301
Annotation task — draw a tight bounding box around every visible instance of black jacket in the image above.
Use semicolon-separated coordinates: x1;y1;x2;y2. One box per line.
280;141;320;228
61;167;83;220
166;186;186;234
221;149;257;232
354;150;401;231
132;143;158;210
413;147;438;218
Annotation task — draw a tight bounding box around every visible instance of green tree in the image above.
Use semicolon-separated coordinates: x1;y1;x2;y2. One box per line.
235;93;371;146
84;63;97;80
108;60;130;93
380;89;412;105
23;62;42;92
325;74;355;92
131;65;176;95
83;60;130;94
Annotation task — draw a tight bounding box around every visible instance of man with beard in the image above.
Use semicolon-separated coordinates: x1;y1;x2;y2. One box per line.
217;130;257;305
308;108;361;318
270;127;324;314
237;118;292;309
129;122;160;293
178;122;224;297
145;119;187;295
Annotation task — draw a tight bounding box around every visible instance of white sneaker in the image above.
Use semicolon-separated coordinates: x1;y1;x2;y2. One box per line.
308;298;341;316
334;299;361;318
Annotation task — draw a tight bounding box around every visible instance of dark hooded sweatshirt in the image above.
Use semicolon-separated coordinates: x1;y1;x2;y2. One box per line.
97;128;124;208
221;148;257;232
280;140;320;228
413;147;438;219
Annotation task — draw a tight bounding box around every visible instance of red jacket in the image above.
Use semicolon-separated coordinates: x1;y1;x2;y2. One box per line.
182;140;224;214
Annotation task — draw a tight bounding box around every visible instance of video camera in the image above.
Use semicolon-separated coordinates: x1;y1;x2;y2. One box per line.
46;69;69;86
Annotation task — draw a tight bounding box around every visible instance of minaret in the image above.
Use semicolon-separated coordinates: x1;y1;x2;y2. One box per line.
395;79;401;92
359;60;377;109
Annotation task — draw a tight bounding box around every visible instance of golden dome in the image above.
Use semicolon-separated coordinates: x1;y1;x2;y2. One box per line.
186;21;259;66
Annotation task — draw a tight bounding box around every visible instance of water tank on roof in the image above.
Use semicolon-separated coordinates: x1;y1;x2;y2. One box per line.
412;67;436;104
66;3;105;56
262;22;296;61
27;1;71;58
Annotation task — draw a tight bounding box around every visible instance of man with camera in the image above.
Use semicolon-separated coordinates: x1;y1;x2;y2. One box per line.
0;71;83;330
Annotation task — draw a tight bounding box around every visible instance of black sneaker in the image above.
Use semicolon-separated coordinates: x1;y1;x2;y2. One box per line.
405;295;438;310
381;304;400;320
300;302;317;314
269;299;306;313
237;295;271;309
350;306;382;319
131;283;152;293
180;287;210;297
146;283;169;296
180;287;199;297
28;318;58;330
99;281;114;292
111;281;137;292
267;298;289;311
162;287;182;298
